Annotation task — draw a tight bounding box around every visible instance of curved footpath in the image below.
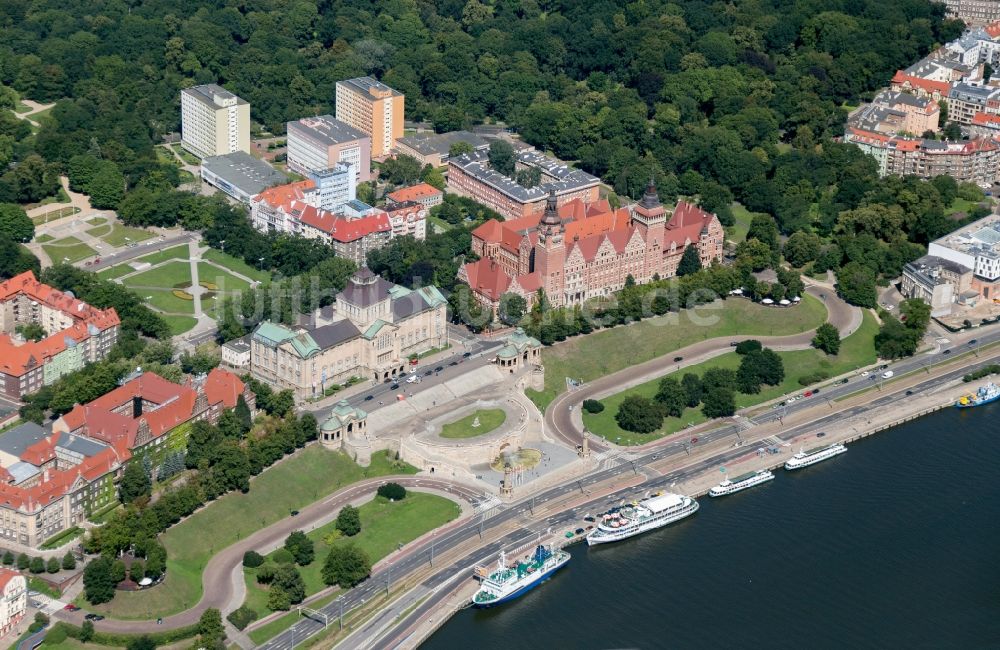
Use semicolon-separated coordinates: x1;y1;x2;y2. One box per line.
57;476;482;635
545;284;861;451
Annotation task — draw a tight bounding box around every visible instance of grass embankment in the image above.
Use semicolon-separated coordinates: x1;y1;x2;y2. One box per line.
243;493;460;643
197;262;251;291
582;310;878;445
727;202;766;243
139;245;190;266
81;448;417;620
202;249;271;283
439;409;506;439
527;294;828;412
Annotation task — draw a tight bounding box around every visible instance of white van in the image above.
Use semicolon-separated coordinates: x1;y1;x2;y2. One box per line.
881;370;894;379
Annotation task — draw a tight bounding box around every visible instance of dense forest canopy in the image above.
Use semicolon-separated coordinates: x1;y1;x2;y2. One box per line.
0;0;962;196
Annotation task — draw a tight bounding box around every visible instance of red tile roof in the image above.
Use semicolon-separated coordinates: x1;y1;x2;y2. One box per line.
294;202;391;242
203;367;245;409
987;21;1000;38
972;111;1000;126
0;567;23;591
890;72;950;96
0;272;119;377
253;180;316;212
461;260;513;301
386;183;442;203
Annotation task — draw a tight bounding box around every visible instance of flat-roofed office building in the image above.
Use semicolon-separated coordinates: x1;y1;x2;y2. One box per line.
180;84;250;159
286;115;372;183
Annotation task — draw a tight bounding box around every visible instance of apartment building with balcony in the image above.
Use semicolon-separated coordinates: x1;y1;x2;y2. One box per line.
286;115;371;183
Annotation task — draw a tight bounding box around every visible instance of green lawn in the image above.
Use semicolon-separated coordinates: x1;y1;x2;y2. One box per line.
198;262;251;292
86;217;107;226
582;310;878;445
83;448;417;620
140;289;196;315
35;233;54;243
728;202;765;243
427;215;454;234
243;492;460;634
439;409;506;439
85;224;113;239
30;205;79;225
527;294;828;411
162;314;199;335
98;264;139;280
170;143;201;165
122;261;192;290
102;224;155;247
202;249;271;283
139;245;190;266
42;236;97;264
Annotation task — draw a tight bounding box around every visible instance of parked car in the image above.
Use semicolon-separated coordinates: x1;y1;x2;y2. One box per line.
64;604;80;611
84;613;104;621
813;388;820;395
364;395;374;401
804;391;813;397
882;370;894;379
673;356;684;362
290;510;299;516
391;383;400;390
969;339;978;345
583;516;596;522
463;351;472;358
943;349;952;354
729;341;738;347
435;366;444;372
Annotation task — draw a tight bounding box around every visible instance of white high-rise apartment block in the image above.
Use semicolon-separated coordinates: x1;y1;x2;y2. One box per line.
180;84;251;159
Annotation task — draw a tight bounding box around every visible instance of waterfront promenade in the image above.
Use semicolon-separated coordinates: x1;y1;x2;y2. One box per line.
266;346;1000;649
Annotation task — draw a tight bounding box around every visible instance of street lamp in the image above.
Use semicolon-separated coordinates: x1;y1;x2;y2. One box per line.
219;239;225;254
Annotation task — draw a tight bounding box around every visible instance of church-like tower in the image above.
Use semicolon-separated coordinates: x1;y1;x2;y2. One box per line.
535;190;566;306
631;178;668;280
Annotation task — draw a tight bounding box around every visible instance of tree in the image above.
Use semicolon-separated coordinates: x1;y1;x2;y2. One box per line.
498;293;527;326
380;155;423;185
899;298;931;334
614;395;664;433
87;162;125;209
377;482;407;500
747;214;780;249
449;141;474;158
16;553;28;570
61;552;76;570
284;531;315;566
783;232;822;267
83;556;116;604
812;323;841;355
582;399;605;413
836;262;878;308
267;585;291;611
271;564;305;603
487;140;516;177
46;557;60;574
702;367;737;392
0;204;33;243
126;636;156;650
654;378;688;417
30;557;45;573
130;560;145;582
2;551;12;565
0;238;40;281
735;340;762;355
322;544;372;588
702;386;736;418
681;374;703;408
677;245;702;276
119;461;151;504
243;551;264;568
80;620;95;643
198;608;226;646
336;505;362;537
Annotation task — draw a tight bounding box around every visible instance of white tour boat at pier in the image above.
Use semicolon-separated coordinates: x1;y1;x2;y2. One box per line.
586;492;699;546
709;469;775;497
784;443;847;470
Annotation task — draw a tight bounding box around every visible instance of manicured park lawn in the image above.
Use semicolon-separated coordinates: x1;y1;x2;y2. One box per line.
582;311;879;445
248;592;339;645
243;492;460;626
101;224;155;247
123;261;192;289
138;289;195;315
440;408;506;439
35;233;54;243
197;262;251;292
83;448;417;620
98;264;139;280
527;294;828;411
42;236;96;264
31;205;79;225
139;245;190;266
203;249;271;283
162;315;199;335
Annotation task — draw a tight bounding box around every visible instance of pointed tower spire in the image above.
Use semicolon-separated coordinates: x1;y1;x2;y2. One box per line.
540;189;560;227
639;176;660;210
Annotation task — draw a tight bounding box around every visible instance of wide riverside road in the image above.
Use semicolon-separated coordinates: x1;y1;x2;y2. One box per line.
546;284;859;452
261;339;1000;650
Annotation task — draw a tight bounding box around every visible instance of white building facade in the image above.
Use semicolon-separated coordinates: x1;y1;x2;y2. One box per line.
180;84;250;159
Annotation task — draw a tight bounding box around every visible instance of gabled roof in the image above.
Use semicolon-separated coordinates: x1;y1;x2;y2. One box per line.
203;367;246;409
295;201;391;242
386;183;442;203
253;179;316;212
890;71;951;96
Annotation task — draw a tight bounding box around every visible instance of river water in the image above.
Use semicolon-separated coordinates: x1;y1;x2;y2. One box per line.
424;404;1000;649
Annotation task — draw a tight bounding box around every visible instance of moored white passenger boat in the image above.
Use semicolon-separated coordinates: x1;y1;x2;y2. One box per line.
784;443;846;470
709;469;774;497
586;492;698;546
